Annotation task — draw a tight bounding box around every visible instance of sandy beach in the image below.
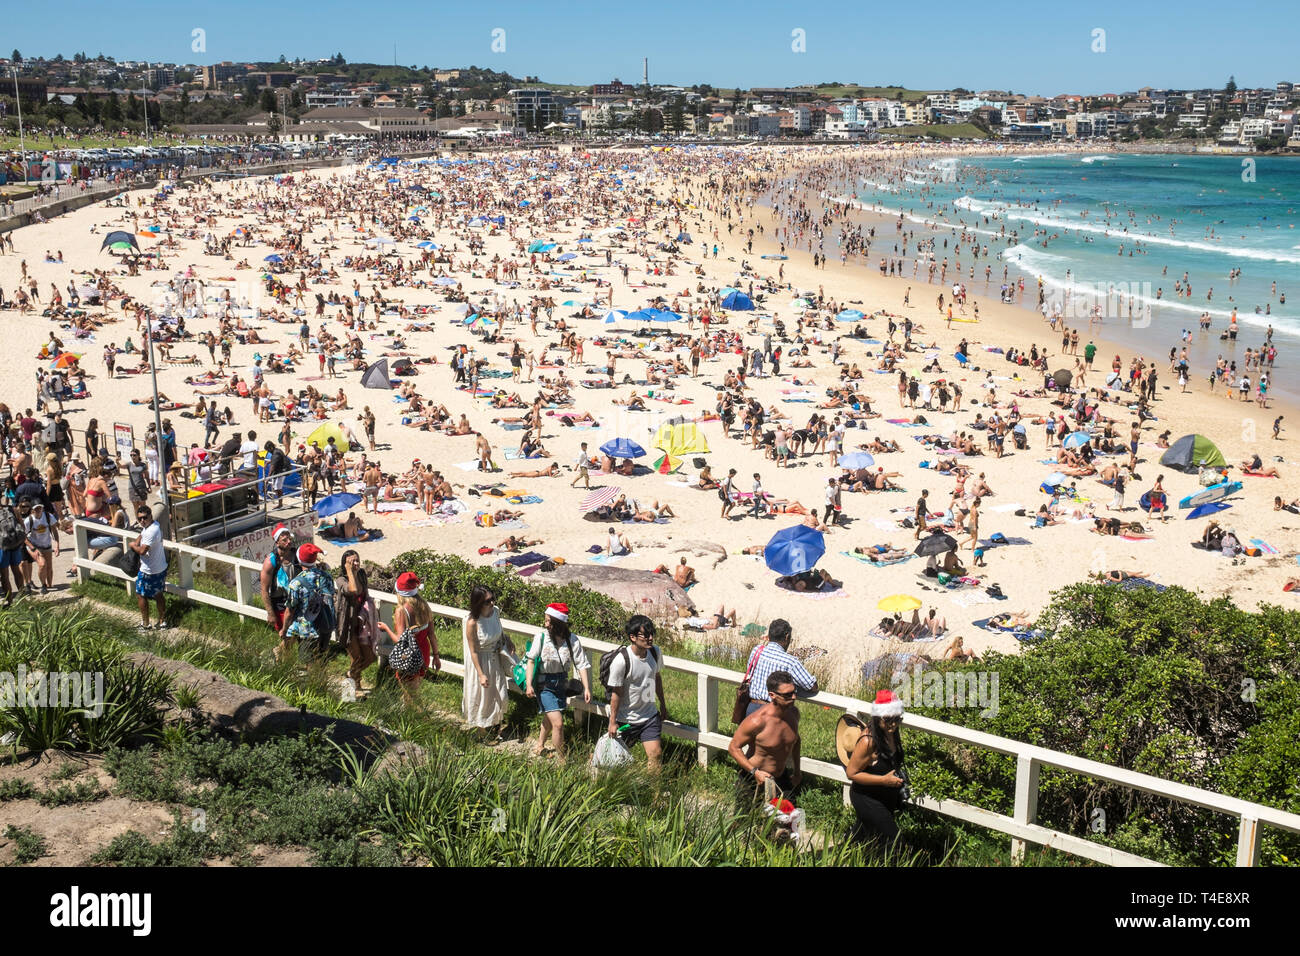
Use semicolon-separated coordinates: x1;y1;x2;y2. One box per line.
3;143;1297;691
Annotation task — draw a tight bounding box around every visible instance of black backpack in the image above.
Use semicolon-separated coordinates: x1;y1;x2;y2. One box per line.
0;508;26;552
598;645;660;699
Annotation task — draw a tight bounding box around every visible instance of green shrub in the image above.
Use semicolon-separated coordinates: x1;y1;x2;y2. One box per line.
4;824;49;864
389;549;628;641
0;606;174;754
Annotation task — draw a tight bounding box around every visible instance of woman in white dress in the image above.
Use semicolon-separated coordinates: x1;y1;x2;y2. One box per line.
462;585;512;741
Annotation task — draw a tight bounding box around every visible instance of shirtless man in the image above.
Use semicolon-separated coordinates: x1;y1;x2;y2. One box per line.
672;556;696;588
728;671;802;811
362;462;383;513
475;433;494;472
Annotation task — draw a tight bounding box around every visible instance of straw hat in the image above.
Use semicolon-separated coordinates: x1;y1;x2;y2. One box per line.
834;712;869;767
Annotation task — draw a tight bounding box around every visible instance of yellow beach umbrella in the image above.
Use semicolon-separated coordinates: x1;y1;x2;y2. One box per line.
877;594;922;613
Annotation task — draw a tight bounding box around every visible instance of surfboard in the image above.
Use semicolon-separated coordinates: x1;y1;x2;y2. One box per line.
1178;480;1243;509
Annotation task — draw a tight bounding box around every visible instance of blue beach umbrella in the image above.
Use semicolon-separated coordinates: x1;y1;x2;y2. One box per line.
600;438;647;459
416;241;439;249
764;525;826;577
315;493;362;518
1062;431;1091;450
838;452;875;469
557;252;577;261
601;310;628;323
263;254;283;263
836;309;865;322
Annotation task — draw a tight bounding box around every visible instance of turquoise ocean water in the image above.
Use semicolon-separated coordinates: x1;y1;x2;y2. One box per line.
840;151;1300;394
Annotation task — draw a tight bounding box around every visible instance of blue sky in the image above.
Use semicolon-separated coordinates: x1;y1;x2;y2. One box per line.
7;0;1297;95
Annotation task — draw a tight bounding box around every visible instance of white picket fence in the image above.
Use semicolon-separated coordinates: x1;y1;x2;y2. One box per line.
72;520;1300;867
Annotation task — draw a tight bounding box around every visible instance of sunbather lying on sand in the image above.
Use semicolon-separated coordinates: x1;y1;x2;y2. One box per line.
497;535;544;553
509;462;561;478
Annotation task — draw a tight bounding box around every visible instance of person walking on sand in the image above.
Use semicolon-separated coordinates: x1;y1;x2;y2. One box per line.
571;441;591;488
720;467;739;519
964;495;982;551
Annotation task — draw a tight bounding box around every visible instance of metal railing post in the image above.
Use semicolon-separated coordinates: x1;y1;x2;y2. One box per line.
1012;754;1041;864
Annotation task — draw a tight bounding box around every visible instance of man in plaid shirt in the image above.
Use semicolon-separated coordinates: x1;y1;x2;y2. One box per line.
743;619;818;717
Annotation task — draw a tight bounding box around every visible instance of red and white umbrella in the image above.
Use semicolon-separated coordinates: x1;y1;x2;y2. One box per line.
579;486;622;511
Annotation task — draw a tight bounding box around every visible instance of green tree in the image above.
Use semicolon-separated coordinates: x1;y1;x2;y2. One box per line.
266;112;282;136
1224;75;1237;96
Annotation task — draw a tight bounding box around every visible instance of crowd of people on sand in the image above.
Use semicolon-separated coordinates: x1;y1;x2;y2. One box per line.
3;141;1293;821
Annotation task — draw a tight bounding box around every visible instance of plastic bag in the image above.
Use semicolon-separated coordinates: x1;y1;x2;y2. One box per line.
592;735;633;769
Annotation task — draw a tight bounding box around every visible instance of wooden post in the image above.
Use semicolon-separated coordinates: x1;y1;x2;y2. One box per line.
1011;754;1041;864
1236;816;1262;867
697;673;717;767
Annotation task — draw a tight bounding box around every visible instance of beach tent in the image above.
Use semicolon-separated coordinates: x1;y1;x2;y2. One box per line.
305;421;350;454
360;359;392;390
720;291;754;311
1161;434;1226;473
100;230;139;254
653;422;710;457
391;357;416;376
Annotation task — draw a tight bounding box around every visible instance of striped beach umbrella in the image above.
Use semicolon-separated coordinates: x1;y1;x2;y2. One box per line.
579;486;622;511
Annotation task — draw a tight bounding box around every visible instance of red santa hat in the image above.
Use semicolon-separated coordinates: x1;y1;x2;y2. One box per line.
395;572;422;597
273;523;291;542
871;689;905;719
545;602;569;622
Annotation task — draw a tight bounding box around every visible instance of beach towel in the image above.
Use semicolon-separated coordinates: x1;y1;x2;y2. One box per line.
842;551;914;567
319;529;385;546
1249;538;1279;555
590;554;625;565
1243;472;1279;478
496;551;548;567
452;460;484;472
501;423;528;430
375;501;417;512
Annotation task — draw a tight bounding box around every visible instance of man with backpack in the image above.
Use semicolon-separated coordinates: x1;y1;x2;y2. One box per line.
260;524;300;632
602;615;669;773
276;542;335;663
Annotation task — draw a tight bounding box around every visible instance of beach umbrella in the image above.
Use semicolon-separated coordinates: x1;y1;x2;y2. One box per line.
416;241;440;249
1062;431;1091;450
579;486;622;511
624;309;656;323
764;525;826;577
721;291;754;311
1044;472;1067;487
653;452;682;474
263;254;283;263
526;240;549;253
647;309;682;323
314;492;362;518
838;452;875;470
450;303;473;315
51;352;83;369
366;237;396;247
791;297;813;309
433;276;458;286
600;438;646;459
1187;502;1231;520
878;594;922;613
601;310;629;324
836;309;865;322
556;252;577;261
914;533;958;557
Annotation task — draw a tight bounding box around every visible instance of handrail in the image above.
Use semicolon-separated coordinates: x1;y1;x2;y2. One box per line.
71;519;1300;867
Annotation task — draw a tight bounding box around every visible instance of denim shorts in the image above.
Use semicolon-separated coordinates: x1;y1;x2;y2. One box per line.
537;671;568;714
0;547;24;568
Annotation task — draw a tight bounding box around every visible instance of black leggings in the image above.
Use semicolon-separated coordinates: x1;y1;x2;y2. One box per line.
849;785;901;849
